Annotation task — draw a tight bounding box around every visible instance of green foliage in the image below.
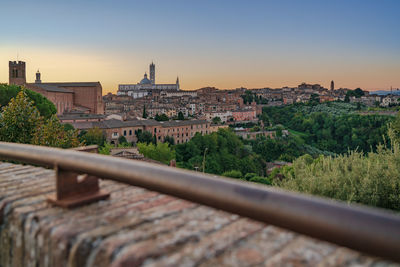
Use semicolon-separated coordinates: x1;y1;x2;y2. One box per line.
0;90;42;144
99;142;114;155
178;111;185;120
80;127;105;146
275;144;400;211
118;135;127;144
249;176;271;185
118;142;132;148
0;84;56;119
136;130;154;144
241;90;268;104
346;88;365;98
262;102;391;154
310;93;320;104
212;116;222;124
63;123;75;132
388;111;400;144
142;106;148;118
0;90;78;148
221;170;243;179
137;142;175;164
155;113;169;121
163;135;175;145
32;115;80;148
244;172;257;180
176;128;265;176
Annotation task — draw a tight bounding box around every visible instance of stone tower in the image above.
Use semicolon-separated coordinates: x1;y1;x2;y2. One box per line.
9;61;26;86
330;80;334;91
176;76;180;90
35;70;42;83
149;62;155;84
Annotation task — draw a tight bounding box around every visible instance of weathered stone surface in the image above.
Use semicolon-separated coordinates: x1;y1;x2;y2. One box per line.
0;162;397;267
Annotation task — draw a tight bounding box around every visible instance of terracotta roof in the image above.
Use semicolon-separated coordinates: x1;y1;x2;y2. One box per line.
27;83;74;93
0;162;390;266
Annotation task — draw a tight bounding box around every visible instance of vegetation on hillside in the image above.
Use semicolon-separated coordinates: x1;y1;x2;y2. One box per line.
175;129;265;176
262;102;391;154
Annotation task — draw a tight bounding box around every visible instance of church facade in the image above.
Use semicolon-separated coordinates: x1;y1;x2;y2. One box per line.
117;62;180;98
8;60;104;115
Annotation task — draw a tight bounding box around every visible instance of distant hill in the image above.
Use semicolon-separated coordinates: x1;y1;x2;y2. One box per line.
370;90;400;96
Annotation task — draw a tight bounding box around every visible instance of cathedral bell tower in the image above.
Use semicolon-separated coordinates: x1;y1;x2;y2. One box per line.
149;62;155;85
176;76;180;90
9;61;26;86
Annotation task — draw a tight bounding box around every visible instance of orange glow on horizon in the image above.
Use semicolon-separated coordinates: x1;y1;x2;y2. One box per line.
1;45;399;94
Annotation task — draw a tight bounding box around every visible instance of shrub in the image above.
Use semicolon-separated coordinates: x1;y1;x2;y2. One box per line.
221;170;243;179
275;143;400;211
244;173;257;180
249;176;271;185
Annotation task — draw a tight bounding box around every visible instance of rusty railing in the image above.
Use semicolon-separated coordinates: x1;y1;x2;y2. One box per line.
0;141;399;262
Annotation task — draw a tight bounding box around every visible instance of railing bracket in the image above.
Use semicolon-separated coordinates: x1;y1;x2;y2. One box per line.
47;166;109;208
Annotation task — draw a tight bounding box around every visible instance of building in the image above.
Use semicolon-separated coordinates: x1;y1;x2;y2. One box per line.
118;62;180;97
232;109;257;122
71;119;227;145
331;80;335;91
8;61;104;115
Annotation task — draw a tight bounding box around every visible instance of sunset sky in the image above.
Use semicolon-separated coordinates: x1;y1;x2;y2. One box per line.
1;0;399;94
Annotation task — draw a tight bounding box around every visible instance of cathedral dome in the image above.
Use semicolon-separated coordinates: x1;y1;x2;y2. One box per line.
139;73;151;85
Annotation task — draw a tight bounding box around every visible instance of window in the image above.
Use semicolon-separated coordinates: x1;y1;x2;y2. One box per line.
124;130;127;136
129;130;132;136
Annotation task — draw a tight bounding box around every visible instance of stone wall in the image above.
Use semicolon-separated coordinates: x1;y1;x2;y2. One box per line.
0;162;390;266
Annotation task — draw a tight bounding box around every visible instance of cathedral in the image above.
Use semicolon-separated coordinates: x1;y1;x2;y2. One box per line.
117;62;180;98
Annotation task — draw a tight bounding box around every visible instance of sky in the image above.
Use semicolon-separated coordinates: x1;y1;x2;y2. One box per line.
1;0;399;94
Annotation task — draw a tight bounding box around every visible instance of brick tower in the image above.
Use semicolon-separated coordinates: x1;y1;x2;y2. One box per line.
9;61;26;86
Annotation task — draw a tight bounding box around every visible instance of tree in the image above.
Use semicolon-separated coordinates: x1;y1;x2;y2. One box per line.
310;94;320;104
99;142;114;155
177;111;184;120
155;113;169;121
137;142;175;164
32;115;80;148
389;111;400;144
118;135;128;145
0;84;56;119
80;127;105;146
136;130;153;144
142;105;148;118
164;135;175;145
0;90;42;144
212;116;222;124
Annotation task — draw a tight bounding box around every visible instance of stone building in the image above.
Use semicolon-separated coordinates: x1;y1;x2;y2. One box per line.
118;62;180;98
8;60;104;115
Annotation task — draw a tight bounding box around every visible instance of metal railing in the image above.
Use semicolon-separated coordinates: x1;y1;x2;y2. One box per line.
0;141;399;262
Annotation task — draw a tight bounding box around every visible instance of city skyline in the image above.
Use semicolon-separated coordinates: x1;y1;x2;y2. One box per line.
1;0;399;93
